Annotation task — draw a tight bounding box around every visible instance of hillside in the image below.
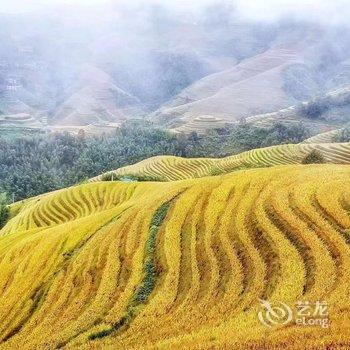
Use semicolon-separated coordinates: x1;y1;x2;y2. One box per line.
93;142;350;181
152;48;318;126
164;84;350;135
1;14;349;132
2;13;350;135
302;129;342;144
245;85;350;128
52;66;143;126
0;165;350;349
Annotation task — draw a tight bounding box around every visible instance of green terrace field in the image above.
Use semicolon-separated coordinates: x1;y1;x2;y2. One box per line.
92;142;350;181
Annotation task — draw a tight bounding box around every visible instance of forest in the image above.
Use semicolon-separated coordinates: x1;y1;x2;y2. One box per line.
0;121;310;202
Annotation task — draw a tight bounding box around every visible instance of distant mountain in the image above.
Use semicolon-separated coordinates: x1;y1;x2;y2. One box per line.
52;65;143;126
152;48;319;126
1;6;350;132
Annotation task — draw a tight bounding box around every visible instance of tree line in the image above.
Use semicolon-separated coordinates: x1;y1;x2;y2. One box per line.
0;121;310;202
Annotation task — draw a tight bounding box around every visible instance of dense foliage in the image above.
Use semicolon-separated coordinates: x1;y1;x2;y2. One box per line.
334;124;350;142
206;122;310;154
0;121;310;201
302;150;326;164
298;99;331;119
0;193;9;229
101;172;166;182
297;94;350;120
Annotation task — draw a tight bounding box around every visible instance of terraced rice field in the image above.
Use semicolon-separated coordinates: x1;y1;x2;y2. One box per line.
1;164;350;349
92;142;350;181
245;105;298;127
170;116;226;135
0;113;42;128
303;129;342;144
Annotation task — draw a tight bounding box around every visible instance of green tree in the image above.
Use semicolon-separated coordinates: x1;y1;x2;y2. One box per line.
298;97;331;120
0;120;311;202
0;193;10;229
333;124;350;142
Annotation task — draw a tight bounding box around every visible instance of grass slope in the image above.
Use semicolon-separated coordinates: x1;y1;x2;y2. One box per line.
92;142;350;181
0;165;350;349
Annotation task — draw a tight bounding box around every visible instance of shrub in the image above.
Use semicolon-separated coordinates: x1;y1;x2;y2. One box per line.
100;172;118;181
298;98;331;119
302;150;326;164
101;172;166;182
333;125;350;142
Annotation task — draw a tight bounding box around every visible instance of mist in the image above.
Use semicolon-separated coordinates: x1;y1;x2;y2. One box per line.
2;0;350;24
1;0;350;125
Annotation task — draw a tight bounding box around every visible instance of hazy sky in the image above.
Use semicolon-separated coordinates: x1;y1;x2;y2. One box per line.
1;0;350;25
0;0;110;13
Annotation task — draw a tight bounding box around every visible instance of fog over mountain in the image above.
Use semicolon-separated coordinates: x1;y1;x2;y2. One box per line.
2;0;350;23
1;0;350;129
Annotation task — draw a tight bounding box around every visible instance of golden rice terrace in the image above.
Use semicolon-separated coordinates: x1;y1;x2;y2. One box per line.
92;142;350;182
1;164;350;349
